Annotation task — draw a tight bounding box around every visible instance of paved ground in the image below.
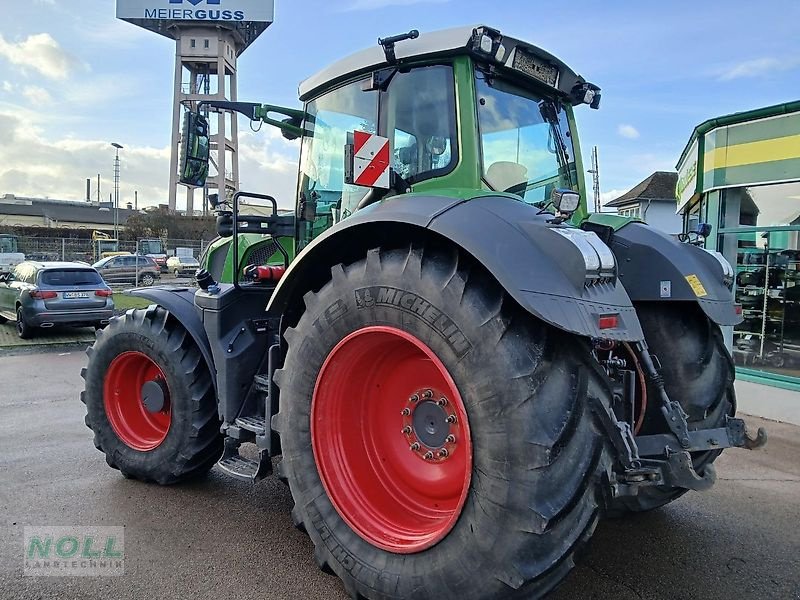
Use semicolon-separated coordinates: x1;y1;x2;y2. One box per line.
1;350;799;600
0;322;95;348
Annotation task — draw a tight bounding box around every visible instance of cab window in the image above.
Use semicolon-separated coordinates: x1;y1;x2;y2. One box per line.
475;70;577;204
382;66;457;182
298;79;378;247
297;64;458;248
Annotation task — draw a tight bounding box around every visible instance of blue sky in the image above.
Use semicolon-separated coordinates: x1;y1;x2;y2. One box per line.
0;0;798;211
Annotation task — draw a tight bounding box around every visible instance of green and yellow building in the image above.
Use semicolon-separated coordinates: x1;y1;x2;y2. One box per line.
677;101;800;388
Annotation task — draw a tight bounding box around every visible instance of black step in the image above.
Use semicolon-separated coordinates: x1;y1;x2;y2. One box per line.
235;416;266;436
217;454;262;480
253;374;270;393
217;439;272;481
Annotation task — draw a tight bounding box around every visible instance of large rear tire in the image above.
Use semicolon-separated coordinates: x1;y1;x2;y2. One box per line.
275;245;613;599
81;307;223;484
609;302;734;515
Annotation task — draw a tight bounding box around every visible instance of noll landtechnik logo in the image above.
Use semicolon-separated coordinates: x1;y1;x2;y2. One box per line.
24;526;124;576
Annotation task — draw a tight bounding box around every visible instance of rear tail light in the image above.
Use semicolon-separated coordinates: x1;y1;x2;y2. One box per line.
29;290;58;300
597;314;619;330
95;289;113;297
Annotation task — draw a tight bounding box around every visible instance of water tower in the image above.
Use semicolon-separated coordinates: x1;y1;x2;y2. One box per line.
116;0;274;214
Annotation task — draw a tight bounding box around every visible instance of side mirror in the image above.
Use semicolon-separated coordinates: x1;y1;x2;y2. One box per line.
551;188;580;215
344;131;391;190
216;213;233;238
179;111;210;187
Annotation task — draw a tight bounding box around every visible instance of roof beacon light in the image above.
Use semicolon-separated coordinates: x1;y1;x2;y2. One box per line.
378;29;419;64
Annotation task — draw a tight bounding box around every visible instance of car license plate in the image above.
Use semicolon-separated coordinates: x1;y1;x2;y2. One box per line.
63;292;90;299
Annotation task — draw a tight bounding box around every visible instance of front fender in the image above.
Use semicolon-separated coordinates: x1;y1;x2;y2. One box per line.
269;194;644;341
126;286;216;388
609;222;742;326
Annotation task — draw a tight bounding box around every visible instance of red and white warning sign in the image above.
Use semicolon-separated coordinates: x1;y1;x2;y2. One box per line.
346;130;391;189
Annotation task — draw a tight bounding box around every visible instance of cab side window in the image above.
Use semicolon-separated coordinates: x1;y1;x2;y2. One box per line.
299;79;378;244
384;65;457;183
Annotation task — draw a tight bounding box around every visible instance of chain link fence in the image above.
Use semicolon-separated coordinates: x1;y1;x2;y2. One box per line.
13;237;212;264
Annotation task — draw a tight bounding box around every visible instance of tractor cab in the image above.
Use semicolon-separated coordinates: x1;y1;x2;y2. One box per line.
293;25;596;249
180;25;600;273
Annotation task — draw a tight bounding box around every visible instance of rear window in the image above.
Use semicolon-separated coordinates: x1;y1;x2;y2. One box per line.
40;269;103;286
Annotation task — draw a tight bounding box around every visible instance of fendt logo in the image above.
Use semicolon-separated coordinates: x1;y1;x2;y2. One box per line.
145;0;246;21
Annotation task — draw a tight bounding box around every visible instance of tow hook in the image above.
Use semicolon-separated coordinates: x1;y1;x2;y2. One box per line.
728;417;768;450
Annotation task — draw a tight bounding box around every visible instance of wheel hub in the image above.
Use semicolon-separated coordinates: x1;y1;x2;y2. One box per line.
141;379;168;413
103;351;172;451
311;326;472;554
404;389;458;461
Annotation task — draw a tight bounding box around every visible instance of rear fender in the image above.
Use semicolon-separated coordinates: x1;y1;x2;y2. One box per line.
126;287;216;390
608;222;741;326
268;194;645;342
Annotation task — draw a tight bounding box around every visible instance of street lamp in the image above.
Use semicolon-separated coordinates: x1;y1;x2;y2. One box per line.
111;143;124;241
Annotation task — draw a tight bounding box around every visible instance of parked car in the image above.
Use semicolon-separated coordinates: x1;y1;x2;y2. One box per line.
0;261;114;339
93;254;160;286
166;255;200;277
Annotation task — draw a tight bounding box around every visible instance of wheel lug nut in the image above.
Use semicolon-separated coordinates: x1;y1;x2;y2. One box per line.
402;426;412;435
437;397;448;407
409;394;419;403
423;451;434;460
401;408;411;416
438;448;449;458
446;434;456;444
410;442;420;451
446;415;457;424
422;389;433;399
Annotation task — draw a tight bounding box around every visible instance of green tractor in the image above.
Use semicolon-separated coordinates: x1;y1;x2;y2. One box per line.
81;26;766;598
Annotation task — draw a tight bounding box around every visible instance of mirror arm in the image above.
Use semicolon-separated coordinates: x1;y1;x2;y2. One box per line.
197;101;304;139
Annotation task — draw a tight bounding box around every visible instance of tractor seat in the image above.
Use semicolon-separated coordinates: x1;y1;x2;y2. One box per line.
486;161;528;193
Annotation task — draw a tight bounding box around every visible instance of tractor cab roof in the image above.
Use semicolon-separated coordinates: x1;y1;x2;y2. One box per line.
299;25;598;107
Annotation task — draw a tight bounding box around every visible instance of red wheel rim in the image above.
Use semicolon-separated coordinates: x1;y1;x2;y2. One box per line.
103;351;172;451
312;326;472;554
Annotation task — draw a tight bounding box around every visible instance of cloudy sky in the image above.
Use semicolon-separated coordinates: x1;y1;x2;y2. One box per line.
0;0;798;211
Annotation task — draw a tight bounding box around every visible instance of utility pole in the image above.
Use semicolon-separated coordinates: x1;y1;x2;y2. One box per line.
97;174;101;203
111;143;124;240
135;190;138;211
587;146;601;213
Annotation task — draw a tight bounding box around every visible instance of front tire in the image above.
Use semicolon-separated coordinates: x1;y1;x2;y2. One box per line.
275;245;613;599
81;307;223;484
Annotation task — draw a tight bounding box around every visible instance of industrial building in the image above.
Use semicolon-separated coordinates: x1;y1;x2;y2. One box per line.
0;194;140;232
